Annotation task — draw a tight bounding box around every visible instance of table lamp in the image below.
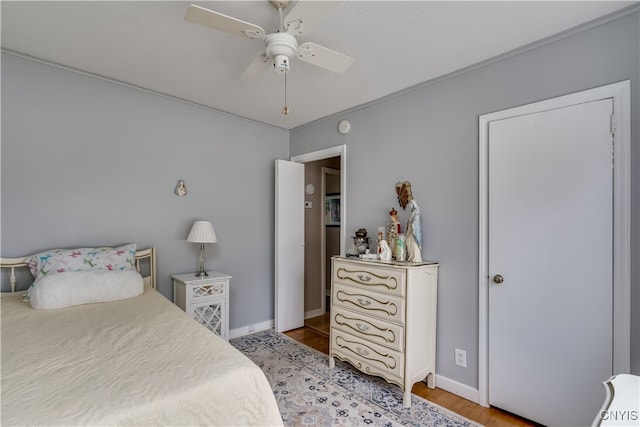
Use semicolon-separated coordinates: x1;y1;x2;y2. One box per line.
187;220;217;277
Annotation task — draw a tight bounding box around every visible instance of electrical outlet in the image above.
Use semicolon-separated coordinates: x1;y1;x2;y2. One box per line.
455;348;467;368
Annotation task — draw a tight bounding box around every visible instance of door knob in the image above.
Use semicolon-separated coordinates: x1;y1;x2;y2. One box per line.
493;275;504;284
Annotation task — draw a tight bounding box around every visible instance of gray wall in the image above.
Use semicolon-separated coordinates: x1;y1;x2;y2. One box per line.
290;10;639;388
1;52;290;330
2;7;637;395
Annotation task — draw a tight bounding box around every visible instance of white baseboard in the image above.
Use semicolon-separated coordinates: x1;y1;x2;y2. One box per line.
230;308;325;339
304;308;324;319
229;319;274;339
435;374;480;404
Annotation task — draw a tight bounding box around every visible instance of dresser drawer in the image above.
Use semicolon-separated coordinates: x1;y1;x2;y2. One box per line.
333;259;405;296
331;306;404;351
331;328;403;387
333;283;405;324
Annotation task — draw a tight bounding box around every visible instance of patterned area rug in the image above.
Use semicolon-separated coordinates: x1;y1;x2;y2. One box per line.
231;329;480;426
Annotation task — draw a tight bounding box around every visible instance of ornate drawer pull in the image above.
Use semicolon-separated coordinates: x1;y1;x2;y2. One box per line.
357;298;371;307
335;336;397;370
356;323;369;332
334;313;396;343
337;290;398;316
356;347;370;357
357;275;372;282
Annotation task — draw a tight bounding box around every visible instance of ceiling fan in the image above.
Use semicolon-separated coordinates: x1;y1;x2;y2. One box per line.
185;1;355;79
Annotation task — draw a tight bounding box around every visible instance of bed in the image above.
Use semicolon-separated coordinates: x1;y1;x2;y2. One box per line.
1;245;283;426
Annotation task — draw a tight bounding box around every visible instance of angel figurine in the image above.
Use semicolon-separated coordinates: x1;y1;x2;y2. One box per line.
378;239;392;261
396;180;423;262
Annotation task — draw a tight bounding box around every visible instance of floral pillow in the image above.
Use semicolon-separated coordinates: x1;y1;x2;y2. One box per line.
23;244;137;302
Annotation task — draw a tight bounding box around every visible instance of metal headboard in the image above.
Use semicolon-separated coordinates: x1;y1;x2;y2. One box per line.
0;247;157;293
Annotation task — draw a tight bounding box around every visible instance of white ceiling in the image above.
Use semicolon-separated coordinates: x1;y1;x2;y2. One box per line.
1;1;635;129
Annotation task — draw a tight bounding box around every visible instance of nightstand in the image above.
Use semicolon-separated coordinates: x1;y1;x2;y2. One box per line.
172;272;231;340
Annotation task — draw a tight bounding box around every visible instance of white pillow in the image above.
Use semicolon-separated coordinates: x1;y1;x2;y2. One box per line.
30;270;144;310
22;244;137;303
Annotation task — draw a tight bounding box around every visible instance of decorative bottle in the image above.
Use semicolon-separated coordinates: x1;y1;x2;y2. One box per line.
396;233;406;262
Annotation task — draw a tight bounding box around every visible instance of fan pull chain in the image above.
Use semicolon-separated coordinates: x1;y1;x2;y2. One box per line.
282;68;289;115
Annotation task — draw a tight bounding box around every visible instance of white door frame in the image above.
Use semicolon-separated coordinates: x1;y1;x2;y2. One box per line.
477;81;631;407
291;145;347;318
291;144;347;259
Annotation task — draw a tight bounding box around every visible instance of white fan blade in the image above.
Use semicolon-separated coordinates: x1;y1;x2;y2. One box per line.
185;4;265;39
297;42;354;73
284;1;338;36
241;52;272;79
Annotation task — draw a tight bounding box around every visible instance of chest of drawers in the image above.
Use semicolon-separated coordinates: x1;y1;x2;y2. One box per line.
329;257;438;408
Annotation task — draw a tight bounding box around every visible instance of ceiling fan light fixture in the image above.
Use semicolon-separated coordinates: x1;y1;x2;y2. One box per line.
273;55;289;73
265;33;298;66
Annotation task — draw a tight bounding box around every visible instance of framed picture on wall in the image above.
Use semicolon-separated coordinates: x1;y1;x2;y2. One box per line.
325;194;340;226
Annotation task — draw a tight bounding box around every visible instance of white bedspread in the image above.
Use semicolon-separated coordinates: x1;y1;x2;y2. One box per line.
1;285;283;426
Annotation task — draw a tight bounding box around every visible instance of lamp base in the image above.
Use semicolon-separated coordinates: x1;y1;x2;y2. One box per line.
193;243;210;277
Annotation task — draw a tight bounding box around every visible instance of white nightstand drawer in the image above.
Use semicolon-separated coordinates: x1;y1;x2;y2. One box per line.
187;280;225;301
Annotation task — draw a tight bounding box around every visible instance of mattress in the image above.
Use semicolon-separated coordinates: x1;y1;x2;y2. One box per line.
1;285;283;426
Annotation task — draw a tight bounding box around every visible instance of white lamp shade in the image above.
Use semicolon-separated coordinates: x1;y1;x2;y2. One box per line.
187;221;218;243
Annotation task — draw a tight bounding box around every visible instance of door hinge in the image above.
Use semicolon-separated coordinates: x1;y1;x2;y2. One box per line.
610;114;617;135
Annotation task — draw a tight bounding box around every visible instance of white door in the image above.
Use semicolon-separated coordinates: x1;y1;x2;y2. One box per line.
488;99;613;426
274;159;305;332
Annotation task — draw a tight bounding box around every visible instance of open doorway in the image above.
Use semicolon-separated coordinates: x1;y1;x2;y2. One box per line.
322;167;340;314
301;158;340;336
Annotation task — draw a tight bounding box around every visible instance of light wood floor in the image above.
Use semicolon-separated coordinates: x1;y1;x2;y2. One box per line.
285;314;536;427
